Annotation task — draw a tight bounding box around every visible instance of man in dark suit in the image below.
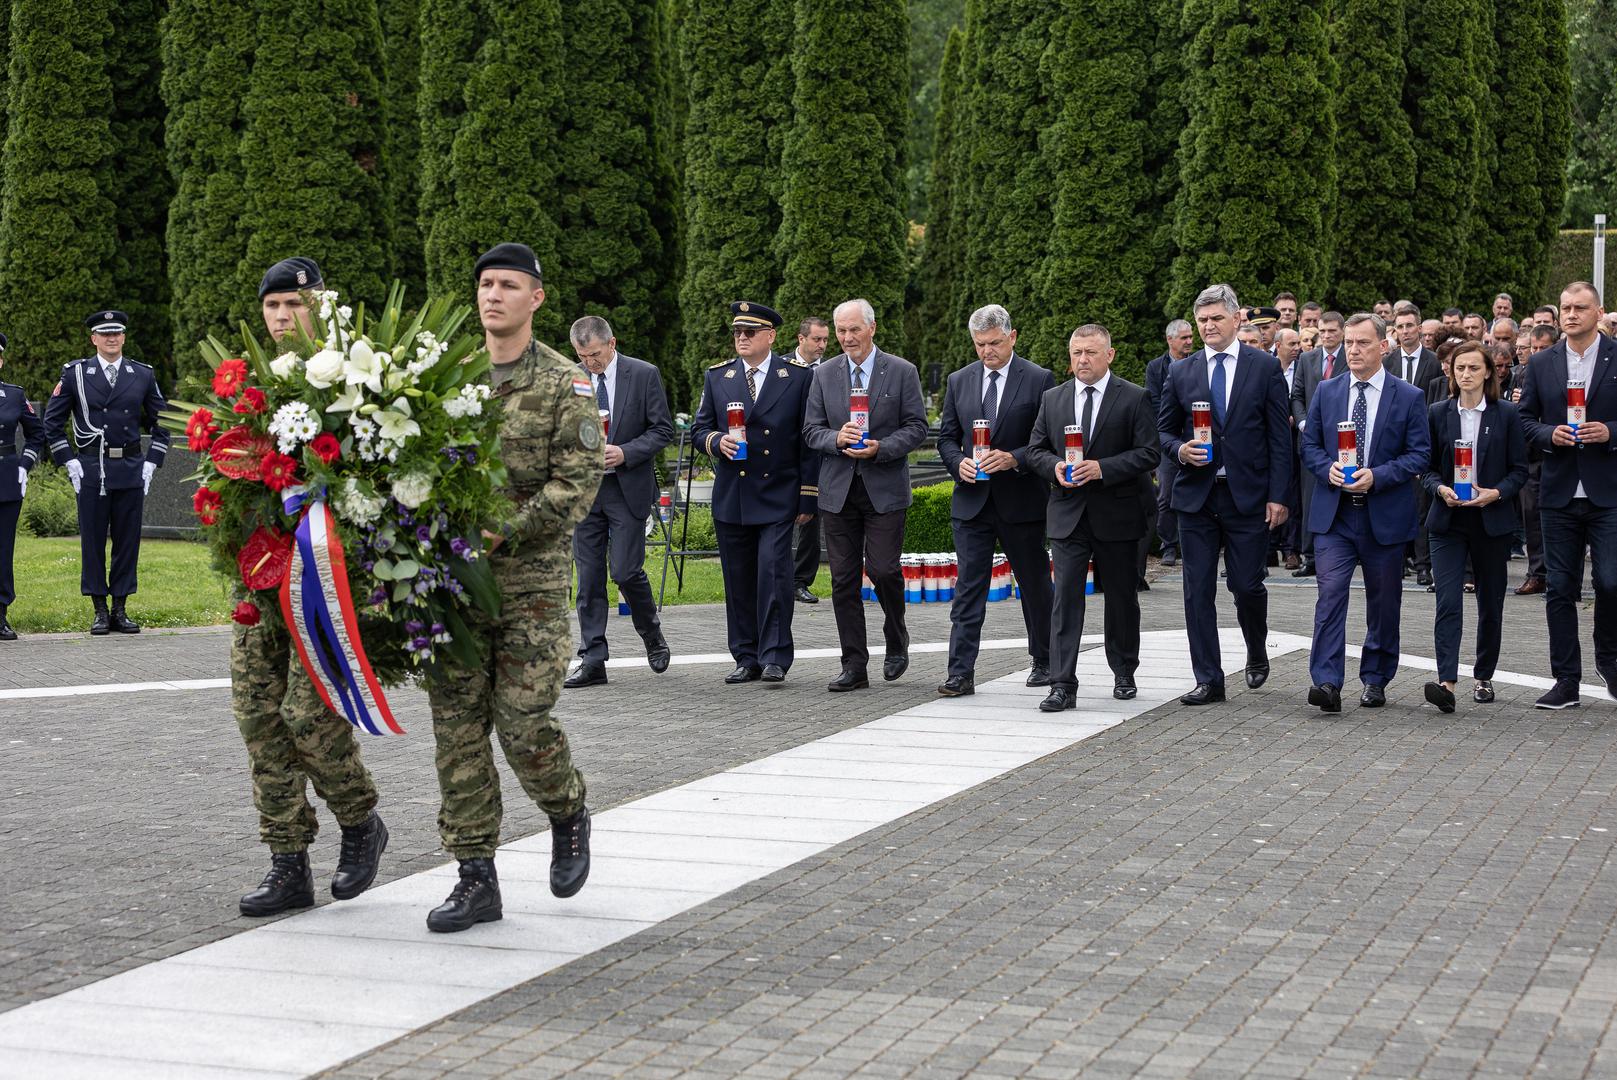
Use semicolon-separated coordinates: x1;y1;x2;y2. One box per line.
1290;311;1345;576
803;298;929;691
1159;284;1293;705
564;317;675;689
1517;281;1617;709
1027;323;1159;711
1145;319;1195;567
1301;312;1432;710
788;317;831;603
692;302;820;684
1387;301;1444;587
1513;323;1562;595
934;304;1056;696
43;309;171;635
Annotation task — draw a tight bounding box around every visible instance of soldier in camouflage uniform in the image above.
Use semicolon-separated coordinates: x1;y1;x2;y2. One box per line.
424;242;598;933
234;257;388;917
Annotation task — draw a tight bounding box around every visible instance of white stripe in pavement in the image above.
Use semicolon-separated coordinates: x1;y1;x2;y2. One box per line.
0;629;1272;1080
0;677;232;701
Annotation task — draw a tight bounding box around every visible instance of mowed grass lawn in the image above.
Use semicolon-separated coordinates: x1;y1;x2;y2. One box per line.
7;536;812;633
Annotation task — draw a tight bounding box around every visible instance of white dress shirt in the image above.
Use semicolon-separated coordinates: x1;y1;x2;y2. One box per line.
1347;368;1387;466
981;361;1011;415
1399;350;1423;384
1204;345;1237;476
847;349;875;391
740;354;772;397
100;356;124;384
1457;396;1485;479
594;352;620;471
1568;337;1600;499
1073;371;1112;439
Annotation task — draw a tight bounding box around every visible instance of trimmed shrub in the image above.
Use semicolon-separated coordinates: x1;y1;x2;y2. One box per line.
21;464;78;537
902;482;955;552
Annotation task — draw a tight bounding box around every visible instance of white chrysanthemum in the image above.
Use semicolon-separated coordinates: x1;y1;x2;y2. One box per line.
349;415;378;441
442;383;490;419
334;478;387;526
268;402;318;454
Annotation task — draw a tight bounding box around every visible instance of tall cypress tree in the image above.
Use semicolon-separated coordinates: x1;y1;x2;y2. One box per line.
162;0;256;375
1326;0;1414;311
380;0;425;304
677;0;792;398
1146;0;1191;323
1536;0;1573;299
416;0;485;285
1168;0;1336;317
1401;0;1488;308
0;3;10;177
943;2;978;346
239;0;393;317
774;0;911;357
1033;0;1156;383
916;28;965;376
557;0;682;369
0;0;118;397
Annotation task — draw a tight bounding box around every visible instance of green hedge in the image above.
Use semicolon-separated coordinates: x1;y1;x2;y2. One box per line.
902;482;955;552
21;464;77;538
1547;230;1616;302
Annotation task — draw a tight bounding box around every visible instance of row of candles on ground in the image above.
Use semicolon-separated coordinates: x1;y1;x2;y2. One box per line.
875;554;1095;604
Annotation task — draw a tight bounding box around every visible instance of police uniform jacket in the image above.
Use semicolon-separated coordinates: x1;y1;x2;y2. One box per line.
692;354;820;525
43;357;170;490
0;383;45;503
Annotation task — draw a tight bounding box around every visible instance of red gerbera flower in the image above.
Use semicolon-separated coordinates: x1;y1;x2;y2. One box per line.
259;450;300;492
309;432;342;464
231;601;262;626
185;407;218;452
238;526;294;591
233;386;268;415
192;486;222;526
212;358;249;398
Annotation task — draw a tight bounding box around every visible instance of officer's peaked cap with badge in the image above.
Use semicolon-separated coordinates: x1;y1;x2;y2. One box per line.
1247;306;1281;326
474;242;543;282
730;301;781;329
259;256;324;299
85;309;128;333
0;331;7;352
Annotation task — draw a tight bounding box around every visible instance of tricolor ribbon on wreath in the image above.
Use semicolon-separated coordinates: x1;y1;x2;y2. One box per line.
275;487;404;735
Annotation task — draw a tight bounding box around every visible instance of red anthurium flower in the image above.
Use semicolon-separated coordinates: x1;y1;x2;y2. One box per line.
186;406;218;452
231;601;262;626
212;358;249;398
310;432;342;464
259;450;300;492
210;426;274;480
238;526;294;591
233;386;268;414
192;486;222;526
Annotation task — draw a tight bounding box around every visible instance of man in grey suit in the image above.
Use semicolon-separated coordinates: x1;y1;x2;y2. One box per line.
564;317;675;688
1290;310;1345;576
804;299;929;692
934;304;1056;697
1386;300;1443;586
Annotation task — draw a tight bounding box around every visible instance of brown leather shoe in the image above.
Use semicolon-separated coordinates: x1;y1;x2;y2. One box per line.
1514;577;1545;595
1284;554;1301;570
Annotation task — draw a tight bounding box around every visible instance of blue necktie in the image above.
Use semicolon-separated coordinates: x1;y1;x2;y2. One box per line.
1211;353;1228;427
1353;381;1370;466
595;373;609;413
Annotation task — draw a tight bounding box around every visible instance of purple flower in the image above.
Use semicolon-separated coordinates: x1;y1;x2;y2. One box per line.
405;620;424;634
463;449;478;465
430;622;446;636
414;579;433;595
362;559;375;573
443;447;461;463
446;578;465;597
450;537;471;558
410;636;430;652
368;587;387;606
416;525;431;545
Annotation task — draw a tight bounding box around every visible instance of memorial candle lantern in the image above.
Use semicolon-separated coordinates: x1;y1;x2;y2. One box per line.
1191;401;1214;465
1063;424;1084;484
1453;439;1474;501
849;386;870;449
1568;378;1586;440
972;419;992;481
1337;420;1359;483
726;401;748;460
599;409;610;442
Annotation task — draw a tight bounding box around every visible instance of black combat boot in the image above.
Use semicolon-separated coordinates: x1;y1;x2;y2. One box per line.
550;806;591;898
239;851;316;916
109;596;140;634
0;604;16;641
427;858;502;933
331;812;389;900
90;596;110;636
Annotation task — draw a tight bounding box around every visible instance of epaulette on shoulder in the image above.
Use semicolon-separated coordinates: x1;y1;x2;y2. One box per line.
130;359;154;370
709;358;732;370
788;356;811;368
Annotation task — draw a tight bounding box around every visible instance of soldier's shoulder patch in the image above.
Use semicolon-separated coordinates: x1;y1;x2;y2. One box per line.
25;401;35;415
579;419;602;450
51;381;62;397
788;356;812;368
571;374;593;398
709;358;731;370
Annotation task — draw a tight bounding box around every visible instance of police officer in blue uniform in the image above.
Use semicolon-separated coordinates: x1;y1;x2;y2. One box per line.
692;302;820;683
0;332;46;640
42;310;171;635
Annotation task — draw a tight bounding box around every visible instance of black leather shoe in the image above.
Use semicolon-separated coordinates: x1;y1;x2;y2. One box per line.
1423;682;1456;714
1039;687;1076;712
240;851;315;916
1416;570;1433;587
1599;664;1617;701
427;858;502;932
549;807;591;898
90;597;110;636
109;597;140;634
0;604;15;641
725;665;762;684
828;668;869;692
331;812;388;900
1308;683;1342;713
644;633;671;674
1535;680;1580;709
563;662;608;689
794;586;818;604
1180;683;1225;706
937;674;974;697
1025;663;1051;688
1159;549;1178;567
1113;675;1137;700
1360;684;1387;707
1292;562;1316;577
1244;659;1270;689
882;654;909;681
1473;680;1495;703
760;664;786;682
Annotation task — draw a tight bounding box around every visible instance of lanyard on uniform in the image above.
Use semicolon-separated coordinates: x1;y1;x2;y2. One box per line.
72;361;110;496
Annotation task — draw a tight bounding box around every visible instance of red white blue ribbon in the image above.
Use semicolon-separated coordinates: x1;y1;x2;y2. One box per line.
279;492;403;735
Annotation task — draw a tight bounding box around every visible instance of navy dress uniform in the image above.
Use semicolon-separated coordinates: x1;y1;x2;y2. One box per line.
0;332;46;640
42;310;171;634
691;302;820;682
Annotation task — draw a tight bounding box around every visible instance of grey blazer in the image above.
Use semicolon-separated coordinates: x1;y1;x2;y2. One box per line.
803;347;929;514
1290;345;1343;430
593;353;673;519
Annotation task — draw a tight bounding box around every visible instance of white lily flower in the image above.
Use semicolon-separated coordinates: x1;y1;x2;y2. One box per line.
345;339;385;393
305;348;345;388
327;384;365;413
376;398;421;443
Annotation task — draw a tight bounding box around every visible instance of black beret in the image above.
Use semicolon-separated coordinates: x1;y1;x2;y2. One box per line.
85;309;128;333
730;301;782;329
474;242;543;282
258;256;324;299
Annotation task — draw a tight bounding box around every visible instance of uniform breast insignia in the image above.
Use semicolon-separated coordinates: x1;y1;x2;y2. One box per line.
724;368;736;379
571;375;593;397
579;420;603;450
776;368;789;378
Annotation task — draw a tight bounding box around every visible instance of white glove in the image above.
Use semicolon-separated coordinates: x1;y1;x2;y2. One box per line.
142;461;156;495
16;467;24;498
66;459;83;494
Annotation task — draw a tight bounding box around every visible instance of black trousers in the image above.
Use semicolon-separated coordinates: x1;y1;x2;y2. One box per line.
1429;514;1510;683
793;512;821;589
823;477;908;671
1049;520;1140;691
573;476;661;664
1541;499;1617;682
78;482;143;597
1521;461;1545;580
1155;458;1179;552
0;499;19;605
1410;486;1433;573
715;516;796;670
1177;482;1269;686
946;507;1051;678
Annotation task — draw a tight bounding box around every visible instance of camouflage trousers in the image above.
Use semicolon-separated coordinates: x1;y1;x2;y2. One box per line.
426;548;587;859
231;608;378;854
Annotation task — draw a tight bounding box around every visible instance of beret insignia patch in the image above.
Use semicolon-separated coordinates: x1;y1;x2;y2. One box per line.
579;419;602;450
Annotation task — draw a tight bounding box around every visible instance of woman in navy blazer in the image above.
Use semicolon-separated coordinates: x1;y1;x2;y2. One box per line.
1421;340;1528;711
0;334;46;640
